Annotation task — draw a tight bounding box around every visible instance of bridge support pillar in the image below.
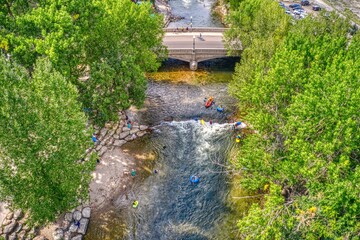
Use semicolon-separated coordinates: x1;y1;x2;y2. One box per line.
190;60;197;70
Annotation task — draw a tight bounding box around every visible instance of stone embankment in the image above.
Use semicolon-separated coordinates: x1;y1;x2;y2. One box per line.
0;111;149;240
92;111;149;157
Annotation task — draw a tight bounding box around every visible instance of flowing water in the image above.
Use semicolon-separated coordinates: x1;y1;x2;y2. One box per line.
167;0;223;28
85;1;242;239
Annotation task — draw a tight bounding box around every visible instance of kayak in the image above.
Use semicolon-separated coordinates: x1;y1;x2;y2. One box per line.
205;97;214;108
216;106;224;112
200;119;205;125
190;175;200;183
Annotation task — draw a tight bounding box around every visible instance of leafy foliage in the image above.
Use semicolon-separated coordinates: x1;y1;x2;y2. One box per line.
1;0;164;125
0;57;95;224
80;0;165;125
227;0;360;238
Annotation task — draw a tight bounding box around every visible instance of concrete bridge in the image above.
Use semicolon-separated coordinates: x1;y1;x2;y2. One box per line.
163;27;237;70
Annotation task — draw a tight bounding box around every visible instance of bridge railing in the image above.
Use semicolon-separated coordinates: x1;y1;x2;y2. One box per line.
163;27;229;33
167;48;227;53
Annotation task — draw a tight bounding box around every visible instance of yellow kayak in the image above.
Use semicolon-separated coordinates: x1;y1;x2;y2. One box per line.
200;119;205;125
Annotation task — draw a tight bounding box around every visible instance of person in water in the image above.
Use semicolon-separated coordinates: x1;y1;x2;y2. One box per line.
133;200;139;208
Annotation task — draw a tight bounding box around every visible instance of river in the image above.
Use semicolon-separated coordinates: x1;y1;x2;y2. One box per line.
85;1;240;239
167;0;223;28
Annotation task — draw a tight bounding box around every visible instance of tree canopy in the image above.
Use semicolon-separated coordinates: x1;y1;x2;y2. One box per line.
226;0;360;238
0;57;95;224
1;0;164;125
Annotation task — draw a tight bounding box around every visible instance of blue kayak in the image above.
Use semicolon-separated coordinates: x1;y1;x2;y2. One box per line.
190;175;200;184
217;107;224;112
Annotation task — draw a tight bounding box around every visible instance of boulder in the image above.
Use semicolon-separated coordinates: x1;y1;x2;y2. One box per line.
77;218;89;235
68;223;78;233
125;135;136;141
99;128;107;138
73;211;82;221
139;125;148;131
71;234;83;240
2;218;12;226
113;140;126;147
95;145;102;151
53;228;64;240
81;207;91;219
64;231;72;240
136;131;146;137
122;127;130;132
13;210;23;220
130;128;139;135
61;220;71;230
64;213;73;222
99;146;108;156
164;116;173;121
8;232;17;240
33;236;48;240
119;131;130;139
4;221;17;234
6;212;14;220
113;134;120;140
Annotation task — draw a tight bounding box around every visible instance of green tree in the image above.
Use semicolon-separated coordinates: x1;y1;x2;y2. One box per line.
0;57;95;224
80;0;165;125
1;0;164;125
227;3;360;238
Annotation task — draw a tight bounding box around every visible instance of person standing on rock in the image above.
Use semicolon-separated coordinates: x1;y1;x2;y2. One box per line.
127;120;132;129
131;169;136;177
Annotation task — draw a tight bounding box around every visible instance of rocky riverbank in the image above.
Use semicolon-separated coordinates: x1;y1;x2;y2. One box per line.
0;111;150;240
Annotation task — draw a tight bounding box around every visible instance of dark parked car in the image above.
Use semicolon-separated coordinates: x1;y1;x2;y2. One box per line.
292;6;304;10
301;0;310;6
289;3;302;8
312;5;321;11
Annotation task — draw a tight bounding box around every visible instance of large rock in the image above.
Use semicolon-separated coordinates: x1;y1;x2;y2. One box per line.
4;221;17;234
77;218;89;235
119;131;130;139
64;212;73;222
139;125;148;131
122;127;130;132
99;128;107;138
137;131;146;137
8;232;17;240
81;207;91;218
125;135;135;141
99;146;108;156
71;234;83;240
6;212;14;220
53;228;64;240
64;231;72;240
13;210;23;220
2;218;12;226
61;220;71;230
130;128;140;135
68;223;78;233
113;140;126;147
73;211;82;221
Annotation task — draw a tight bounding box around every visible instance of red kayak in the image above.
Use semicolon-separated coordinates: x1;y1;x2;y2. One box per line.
205;97;214;108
